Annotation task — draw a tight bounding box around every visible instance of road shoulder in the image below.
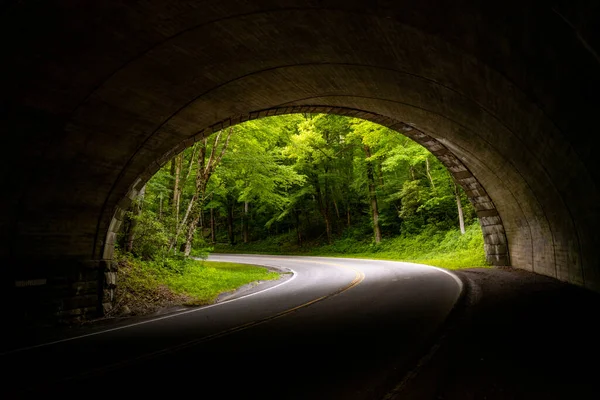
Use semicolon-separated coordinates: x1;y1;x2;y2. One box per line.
383;266;600;400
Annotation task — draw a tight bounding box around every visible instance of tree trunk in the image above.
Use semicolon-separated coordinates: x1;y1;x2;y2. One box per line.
333;198;340;219
168;192;196;253
295;209;302;247
425;156;436;191
210;206;216;244
324;217;332;244
199;208;205;232
172;154;183;223
183;212;200;256
227;202;235;245
242;201;249;243
126;185;145;253
369;194;382;243
377;162;385;187
312;174;332;244
347;204;351;228
363;145;382;243
305;209;311;230
454;182;466;234
182;127;234;255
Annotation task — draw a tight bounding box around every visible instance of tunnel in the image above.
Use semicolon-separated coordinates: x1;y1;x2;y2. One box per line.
1;0;599;321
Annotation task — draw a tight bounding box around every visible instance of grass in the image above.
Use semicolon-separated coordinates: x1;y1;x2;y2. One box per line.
213;222;490;270
165;260;281;305
113;252;281;316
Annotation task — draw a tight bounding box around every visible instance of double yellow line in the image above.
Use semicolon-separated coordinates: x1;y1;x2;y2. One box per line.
57;260;365;383
197;259;365;343
146;260;365;353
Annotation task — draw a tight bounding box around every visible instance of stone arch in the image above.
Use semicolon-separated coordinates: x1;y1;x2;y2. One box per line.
3;1;598;320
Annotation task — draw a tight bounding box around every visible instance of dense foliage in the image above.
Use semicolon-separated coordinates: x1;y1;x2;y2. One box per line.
117;114;486;269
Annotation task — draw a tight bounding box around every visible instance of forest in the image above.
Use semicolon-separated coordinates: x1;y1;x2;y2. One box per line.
113;114;487;315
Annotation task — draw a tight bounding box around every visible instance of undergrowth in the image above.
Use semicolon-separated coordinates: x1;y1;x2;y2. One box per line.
213;222;489;270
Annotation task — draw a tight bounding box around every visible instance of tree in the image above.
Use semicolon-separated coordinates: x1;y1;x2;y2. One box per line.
181;127;233;256
121;113;480;259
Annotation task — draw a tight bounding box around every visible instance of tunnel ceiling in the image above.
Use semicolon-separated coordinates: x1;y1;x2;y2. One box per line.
1;0;600;293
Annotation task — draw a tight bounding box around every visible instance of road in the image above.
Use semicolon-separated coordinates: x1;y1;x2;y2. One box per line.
1;254;462;399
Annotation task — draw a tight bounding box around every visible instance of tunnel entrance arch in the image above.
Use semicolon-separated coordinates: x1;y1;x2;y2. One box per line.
101;106;510;263
100;107;510;313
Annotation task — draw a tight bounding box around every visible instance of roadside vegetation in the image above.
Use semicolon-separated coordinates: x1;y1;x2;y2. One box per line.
213;221;486;270
109;250;280;317
114;114;489;317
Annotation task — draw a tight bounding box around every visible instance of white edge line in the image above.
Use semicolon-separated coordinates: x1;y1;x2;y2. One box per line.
1;265;297;356
384;259;464;303
424;265;464;302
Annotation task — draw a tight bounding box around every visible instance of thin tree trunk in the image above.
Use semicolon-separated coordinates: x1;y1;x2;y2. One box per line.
347;204;351;228
295;209;302;247
377;162;385;187
227;202;235;245
172;154;183;223
174;146;197;226
210;205;216;244
305;209;310;230
168;193;196;253
126;185;145;253
242;201;249;243
324;169;333;243
425;156;436;191
363;145;382;243
333;198;340;219
324;217;332;244
313;174;332;244
454;182;466;234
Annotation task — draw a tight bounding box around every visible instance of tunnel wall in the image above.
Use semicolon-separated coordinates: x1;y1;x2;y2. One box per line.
1;0;598;320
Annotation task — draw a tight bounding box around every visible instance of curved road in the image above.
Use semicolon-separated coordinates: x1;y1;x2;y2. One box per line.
2;254;462;399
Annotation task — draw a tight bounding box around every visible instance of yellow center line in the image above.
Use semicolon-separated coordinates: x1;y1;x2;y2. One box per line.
54;260;365;383
143;259;365;352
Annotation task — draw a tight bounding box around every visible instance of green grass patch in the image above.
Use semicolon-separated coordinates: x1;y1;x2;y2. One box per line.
165;260;281;305
114;252;281;315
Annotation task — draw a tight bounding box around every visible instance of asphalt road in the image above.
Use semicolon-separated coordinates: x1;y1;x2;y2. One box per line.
1;254;462;399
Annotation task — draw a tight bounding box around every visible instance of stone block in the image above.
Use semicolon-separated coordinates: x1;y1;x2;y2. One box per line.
477;209;499;218
104;271;117;287
104;287;115;302
453;170;473;179
479;215;502;226
484;232;508;245
486;253;510;266
484;243;508;255
474;201;496;211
